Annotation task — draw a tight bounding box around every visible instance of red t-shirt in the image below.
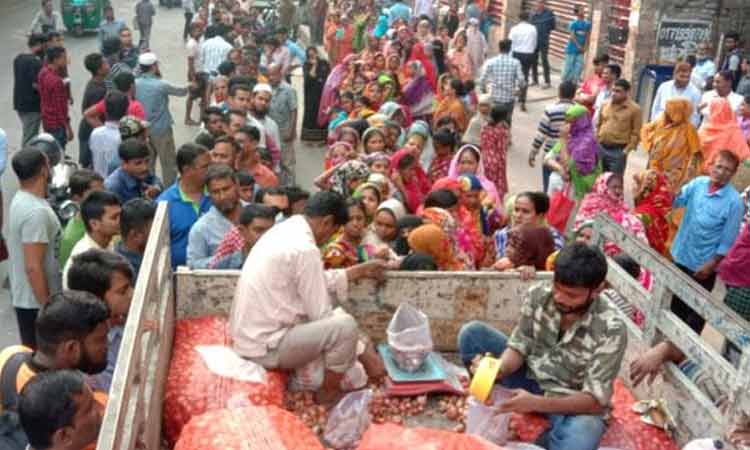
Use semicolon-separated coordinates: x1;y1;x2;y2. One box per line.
94;97;146;120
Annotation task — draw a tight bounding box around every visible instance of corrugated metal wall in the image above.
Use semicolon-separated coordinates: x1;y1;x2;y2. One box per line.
522;0;590;59
440;0;505;25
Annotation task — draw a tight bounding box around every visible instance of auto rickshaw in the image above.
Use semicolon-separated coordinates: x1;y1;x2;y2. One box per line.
61;0;105;36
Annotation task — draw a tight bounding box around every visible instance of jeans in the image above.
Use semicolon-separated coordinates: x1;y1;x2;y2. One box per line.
532;42;551;85
18;111;42;147
598;144;627;175
458;321;607;450
46;127;67;150
562;53;585;83
513;51;535;105
542;164;552;193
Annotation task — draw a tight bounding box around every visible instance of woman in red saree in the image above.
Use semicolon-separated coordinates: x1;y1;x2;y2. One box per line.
632;169;674;256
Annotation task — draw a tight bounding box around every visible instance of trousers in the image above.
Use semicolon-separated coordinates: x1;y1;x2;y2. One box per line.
458;321;607;450
513;51;535;105
279;139;296;186
151;128;178;186
562;53;585;83
18;111;41;147
532;42;551;85
251;311;359;374
598;143;627;176
15;307;39;349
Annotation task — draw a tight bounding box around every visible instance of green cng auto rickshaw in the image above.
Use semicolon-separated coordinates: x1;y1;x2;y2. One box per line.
61;0;105;36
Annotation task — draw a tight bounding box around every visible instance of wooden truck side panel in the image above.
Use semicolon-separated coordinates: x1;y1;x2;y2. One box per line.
98;204;750;449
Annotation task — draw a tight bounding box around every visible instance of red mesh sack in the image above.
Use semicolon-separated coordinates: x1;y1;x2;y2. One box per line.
356;423;504;450
174;405;325;450
510;379;678;450
163;316;288;446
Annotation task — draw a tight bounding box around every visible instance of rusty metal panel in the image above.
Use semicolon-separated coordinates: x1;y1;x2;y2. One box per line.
522;0;590;60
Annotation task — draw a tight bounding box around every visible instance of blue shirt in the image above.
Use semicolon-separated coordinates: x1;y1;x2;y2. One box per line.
157;183;212;268
104;167;163;203
671;176;743;272
566;19;590;54
98;18;126;48
286;39;306;64
531;9;556;43
186;206;234;269
135;73;188;135
116;241;144;278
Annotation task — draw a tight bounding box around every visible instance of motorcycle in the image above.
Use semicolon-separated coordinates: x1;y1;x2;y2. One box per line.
27;134;79;226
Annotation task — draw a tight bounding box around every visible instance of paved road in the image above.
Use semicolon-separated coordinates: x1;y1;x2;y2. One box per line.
0;1;650;347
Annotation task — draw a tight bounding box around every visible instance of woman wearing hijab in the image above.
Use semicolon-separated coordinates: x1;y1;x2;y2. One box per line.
698;97;750;173
390;148;431;213
448;144;500;206
456;174;499;267
463;93;492;146
302;47;331;142
407;224;466;270
363;198;406;256
464;18;487;78
406;41;438;90
327;160;371;197
433;78;468;132
575;172;647;256
447;30;473;82
632;169;674;256
402;60;436;124
418;207;474;269
318;55;357;127
544;104;601;199
493;225;556;272
641;97;702;193
480;105;510;201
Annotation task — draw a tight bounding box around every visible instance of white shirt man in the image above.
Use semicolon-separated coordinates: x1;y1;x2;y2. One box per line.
650;81;702;127
509;18;538;54
200;33;232;76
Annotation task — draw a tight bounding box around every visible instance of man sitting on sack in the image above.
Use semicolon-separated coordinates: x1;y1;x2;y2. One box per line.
230;191;387;404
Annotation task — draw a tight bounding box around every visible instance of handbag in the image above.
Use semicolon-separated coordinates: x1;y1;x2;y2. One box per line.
547;183;575;234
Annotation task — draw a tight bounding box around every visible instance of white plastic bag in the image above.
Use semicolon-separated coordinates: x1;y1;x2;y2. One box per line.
466;387;515;445
386;304;433;373
323;389;373;449
194;345;267;383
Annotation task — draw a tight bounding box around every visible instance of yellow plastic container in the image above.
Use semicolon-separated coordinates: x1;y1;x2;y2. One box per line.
469;356;502;402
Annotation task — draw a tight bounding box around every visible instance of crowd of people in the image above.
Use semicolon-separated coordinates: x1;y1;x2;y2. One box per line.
5;0;750;449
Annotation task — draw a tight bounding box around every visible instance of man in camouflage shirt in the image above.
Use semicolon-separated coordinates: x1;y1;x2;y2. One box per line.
458;243;627;450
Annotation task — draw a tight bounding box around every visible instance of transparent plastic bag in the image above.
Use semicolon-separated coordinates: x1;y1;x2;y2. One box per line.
386;304;433;373
466;387;515;445
323;389;373;449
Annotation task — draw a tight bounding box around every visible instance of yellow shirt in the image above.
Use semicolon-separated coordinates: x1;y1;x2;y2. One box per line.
597;99;643;151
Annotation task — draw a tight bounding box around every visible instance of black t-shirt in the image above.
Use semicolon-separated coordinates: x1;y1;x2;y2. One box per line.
13;53;43;113
78;79;108;140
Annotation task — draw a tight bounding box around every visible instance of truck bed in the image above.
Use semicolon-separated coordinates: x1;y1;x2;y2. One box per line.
97;204;750;450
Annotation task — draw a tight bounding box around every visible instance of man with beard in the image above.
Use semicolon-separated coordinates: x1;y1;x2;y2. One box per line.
8;146;62;348
0;290;110;444
187;164;241;269
248;83;281;172
458;243;626;450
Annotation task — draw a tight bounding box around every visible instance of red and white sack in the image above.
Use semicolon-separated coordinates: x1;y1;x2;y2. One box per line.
174;405;325;450
356;423;504;450
163;316;288;446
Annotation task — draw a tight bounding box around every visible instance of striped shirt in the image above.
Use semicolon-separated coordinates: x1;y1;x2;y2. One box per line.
531;100;574;158
478;53;525;104
200;36;232;76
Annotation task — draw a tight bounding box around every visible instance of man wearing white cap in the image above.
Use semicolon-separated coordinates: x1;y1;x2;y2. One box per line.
248;83;282;172
135;52;191;186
